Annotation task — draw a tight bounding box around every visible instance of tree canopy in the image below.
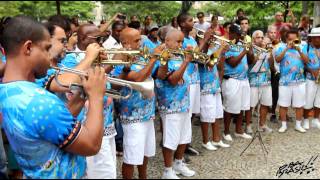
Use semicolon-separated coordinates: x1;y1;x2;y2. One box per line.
0;1;96;21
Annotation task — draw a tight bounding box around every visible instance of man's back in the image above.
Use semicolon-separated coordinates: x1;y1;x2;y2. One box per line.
0;81;85;178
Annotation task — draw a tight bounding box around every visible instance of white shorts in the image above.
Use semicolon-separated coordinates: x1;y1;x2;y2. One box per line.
189;83;201;116
86;136;117;179
200;93;224;123
122;120;156;165
278;83;306;108
161;112;192;150
304;79;320;109
222;78;251;114
250;86;272;108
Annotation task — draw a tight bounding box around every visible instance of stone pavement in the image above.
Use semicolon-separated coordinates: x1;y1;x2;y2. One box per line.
116;111;320;179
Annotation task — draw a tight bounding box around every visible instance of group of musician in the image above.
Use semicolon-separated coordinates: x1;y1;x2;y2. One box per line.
0;9;319;179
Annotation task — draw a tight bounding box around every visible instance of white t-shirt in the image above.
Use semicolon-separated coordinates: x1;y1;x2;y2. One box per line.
102;36;123;59
194;21;211;32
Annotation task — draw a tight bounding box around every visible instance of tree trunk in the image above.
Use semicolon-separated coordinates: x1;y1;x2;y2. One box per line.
314;1;320;27
302;1;308;15
179;1;193;15
56;1;61;15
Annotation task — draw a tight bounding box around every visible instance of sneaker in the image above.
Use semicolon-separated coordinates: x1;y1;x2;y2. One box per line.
202;142;217;151
211;140;230;148
303;119;310;130
223;133;233;142
311;119;320;129
258;125;273;133
295;125;306;133
162;169;180;179
234;132;252;139
246;125;253;134
173;161;196;177
278;126;287;133
185;145;200;156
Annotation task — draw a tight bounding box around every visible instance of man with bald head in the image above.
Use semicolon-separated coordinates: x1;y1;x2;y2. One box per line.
154;29;195;179
112;27;163;179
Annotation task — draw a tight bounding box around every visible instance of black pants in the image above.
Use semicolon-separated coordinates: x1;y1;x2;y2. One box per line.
271;72;280;114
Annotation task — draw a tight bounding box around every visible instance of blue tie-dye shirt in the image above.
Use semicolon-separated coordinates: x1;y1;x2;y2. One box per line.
224;42;249;80
198;45;221;95
112;57;158;124
248;51;271;87
142;38;161;54
302;44;320;81
182;36;200;84
155;57;190;115
0;81;85;179
275;43;306;86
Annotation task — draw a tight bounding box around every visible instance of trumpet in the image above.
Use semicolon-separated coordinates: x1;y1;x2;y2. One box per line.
193;27;206;39
51;66;155;100
165;48;218;67
209;35;243;51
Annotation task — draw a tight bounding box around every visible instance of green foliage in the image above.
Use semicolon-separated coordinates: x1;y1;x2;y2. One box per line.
0;1;96;21
201;1;314;31
102;1;184;26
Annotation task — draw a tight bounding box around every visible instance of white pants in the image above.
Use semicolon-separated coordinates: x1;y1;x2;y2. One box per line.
86;136;117;179
189;83;201;116
278;83;306;108
122;120;156;165
161;112;192;150
222;78;251;114
304;79;320;109
200;93;224;123
250;86;272;108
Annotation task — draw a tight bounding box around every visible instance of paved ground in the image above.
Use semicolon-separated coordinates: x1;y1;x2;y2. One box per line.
116;109;320;179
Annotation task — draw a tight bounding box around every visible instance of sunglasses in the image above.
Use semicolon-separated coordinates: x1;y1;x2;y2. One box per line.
87;35;107;44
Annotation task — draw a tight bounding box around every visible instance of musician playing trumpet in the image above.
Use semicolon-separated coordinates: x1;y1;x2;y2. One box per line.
247;30;275;133
112;27;164;179
221;24;255;141
303;27;320;130
275;28;309;133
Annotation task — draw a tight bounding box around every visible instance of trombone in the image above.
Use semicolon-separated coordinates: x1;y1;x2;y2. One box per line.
51;66;155;100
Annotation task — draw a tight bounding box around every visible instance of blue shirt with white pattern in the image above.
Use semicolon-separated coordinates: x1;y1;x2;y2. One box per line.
302;44;320;81
112;57;158;124
198;46;221;95
248;51;271;87
155;57;190;114
275;43;306;86
0;81;85;178
182;36;200;84
224;42;249;80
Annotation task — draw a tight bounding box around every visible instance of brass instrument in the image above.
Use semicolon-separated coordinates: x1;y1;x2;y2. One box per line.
316;71;320;84
293;38;301;47
51;66;155;99
164;48;217;67
193;27;206;39
210;35;243;51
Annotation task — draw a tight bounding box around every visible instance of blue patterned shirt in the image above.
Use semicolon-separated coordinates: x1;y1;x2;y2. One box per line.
112;57;158;124
302;44;320;81
275;43;306;86
155;57;190;114
248;51;271;87
224;42;249;80
0;81;85;178
182;36;200;84
198;46;221;95
142;38;161;54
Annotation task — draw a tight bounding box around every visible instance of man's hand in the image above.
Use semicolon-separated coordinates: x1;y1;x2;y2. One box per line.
82;66;106;100
84;43;101;63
